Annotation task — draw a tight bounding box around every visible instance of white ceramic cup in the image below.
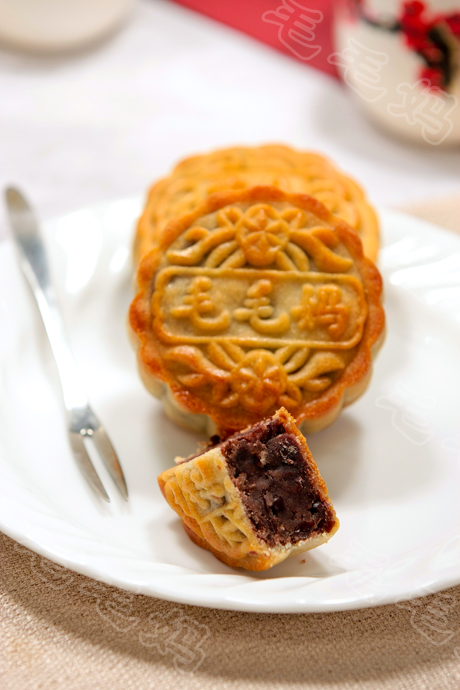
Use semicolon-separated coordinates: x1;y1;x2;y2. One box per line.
331;0;460;146
0;0;135;53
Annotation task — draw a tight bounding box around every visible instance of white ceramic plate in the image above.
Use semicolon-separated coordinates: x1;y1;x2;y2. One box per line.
1;199;459;613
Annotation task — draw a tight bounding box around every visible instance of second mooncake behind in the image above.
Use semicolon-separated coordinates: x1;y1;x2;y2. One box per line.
135;144;380;262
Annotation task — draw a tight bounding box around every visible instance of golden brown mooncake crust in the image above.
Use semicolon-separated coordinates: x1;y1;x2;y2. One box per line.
135;144;380;263
158;407;340;571
129;186;385;437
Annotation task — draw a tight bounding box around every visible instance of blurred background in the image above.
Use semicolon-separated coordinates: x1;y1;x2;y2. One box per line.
0;0;458;236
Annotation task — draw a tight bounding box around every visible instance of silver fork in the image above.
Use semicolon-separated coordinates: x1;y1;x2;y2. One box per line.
5;187;128;503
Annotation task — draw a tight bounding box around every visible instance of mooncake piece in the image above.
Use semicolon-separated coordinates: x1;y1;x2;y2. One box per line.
158;407;339;571
129;186;385;437
135;144;379;262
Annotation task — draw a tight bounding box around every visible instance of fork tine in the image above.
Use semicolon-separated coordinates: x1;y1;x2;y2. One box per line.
69;432;111;503
92;427;129;501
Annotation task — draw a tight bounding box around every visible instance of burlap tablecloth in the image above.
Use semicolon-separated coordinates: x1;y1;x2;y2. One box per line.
1;196;460;690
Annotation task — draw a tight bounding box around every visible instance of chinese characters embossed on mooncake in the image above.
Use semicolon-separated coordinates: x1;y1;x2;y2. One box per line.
129;187;385;437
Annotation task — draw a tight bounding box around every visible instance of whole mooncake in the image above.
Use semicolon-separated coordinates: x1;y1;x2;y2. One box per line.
158;407;340;571
129;187;385;437
135;144;380;262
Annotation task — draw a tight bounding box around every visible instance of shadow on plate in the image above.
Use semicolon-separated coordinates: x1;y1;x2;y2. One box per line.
145;514;348;580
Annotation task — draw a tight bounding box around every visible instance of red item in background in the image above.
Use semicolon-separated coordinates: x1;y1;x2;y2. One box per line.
170;0;338;77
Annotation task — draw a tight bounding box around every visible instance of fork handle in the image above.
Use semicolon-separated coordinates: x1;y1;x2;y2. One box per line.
6;188;88;410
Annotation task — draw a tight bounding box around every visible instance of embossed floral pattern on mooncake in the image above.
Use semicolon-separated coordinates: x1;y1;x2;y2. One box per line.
130;187;385;435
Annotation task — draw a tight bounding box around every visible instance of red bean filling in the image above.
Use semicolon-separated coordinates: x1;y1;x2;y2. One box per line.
221;418;336;547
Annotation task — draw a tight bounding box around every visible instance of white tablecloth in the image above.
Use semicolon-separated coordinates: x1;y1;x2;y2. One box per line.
0;0;458;238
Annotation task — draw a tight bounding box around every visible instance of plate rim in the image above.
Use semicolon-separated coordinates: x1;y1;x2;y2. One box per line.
1;199;459;613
